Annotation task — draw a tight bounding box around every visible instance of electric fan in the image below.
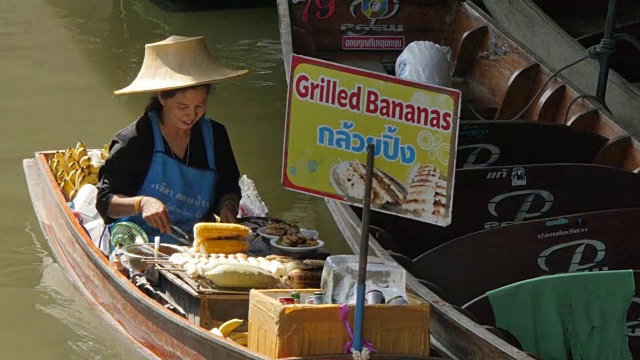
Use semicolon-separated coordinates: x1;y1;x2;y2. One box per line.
110;221;148;249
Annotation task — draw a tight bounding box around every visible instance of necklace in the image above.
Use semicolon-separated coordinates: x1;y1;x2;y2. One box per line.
159;122;191;165
170;141;190;165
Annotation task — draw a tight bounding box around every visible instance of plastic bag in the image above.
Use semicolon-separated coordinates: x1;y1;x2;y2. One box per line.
238;175;269;217
320;255;407;304
73;184;100;223
395;41;452;87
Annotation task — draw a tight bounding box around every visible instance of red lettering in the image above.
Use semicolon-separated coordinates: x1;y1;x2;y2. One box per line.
365;89;379;114
331;79;337;106
442;112;452;131
337;88;348;108
294;74;311;99
404;103;416;123
380;98;391;117
416;107;429;126
429;109;442;129
310;81;321;102
390;99;403;120
349;85;362;111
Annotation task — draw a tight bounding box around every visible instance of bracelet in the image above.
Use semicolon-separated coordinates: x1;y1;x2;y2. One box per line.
134;196;145;214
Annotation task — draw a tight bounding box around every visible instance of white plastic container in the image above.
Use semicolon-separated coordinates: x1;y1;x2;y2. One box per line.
320;255;407;304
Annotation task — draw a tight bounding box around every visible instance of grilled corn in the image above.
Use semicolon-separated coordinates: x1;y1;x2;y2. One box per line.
197;239;249;255
193;222;250;240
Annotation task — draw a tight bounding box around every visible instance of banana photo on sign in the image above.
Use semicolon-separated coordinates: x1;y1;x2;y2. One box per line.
282;55;461;226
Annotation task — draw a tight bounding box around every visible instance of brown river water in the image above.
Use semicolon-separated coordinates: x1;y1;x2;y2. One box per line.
2;0;349;358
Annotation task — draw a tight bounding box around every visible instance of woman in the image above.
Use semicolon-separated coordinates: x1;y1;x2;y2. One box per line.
96;35;248;244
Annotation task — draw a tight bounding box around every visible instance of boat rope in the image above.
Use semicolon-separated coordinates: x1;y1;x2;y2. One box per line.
465;54;589;121
563;94;612;125
351;348;371;360
614;33;640;52
587;39;617;59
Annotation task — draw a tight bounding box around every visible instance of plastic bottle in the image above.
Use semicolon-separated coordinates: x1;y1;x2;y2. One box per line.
290;291;301;304
109;248;128;277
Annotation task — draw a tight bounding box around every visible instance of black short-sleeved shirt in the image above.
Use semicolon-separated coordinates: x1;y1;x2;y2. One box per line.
96;113;241;224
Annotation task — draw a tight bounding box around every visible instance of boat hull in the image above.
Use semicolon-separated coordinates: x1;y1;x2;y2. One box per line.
23;155;265;360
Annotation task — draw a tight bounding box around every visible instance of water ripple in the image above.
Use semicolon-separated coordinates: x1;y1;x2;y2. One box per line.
215;39;283;86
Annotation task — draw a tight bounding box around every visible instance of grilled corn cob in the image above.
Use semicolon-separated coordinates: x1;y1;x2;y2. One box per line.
198;239;249;255
194;222;251;240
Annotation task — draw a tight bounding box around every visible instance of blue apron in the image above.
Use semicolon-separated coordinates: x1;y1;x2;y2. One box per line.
115;111;217;244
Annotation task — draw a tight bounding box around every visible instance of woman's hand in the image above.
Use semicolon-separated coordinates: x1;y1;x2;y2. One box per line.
140;196;172;233
218;200;238;223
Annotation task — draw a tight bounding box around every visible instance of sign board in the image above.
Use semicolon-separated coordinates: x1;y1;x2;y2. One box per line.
286;0;456;53
282;54;461;226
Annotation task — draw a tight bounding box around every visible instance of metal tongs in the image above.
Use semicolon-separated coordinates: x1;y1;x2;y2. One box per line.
169;225;193;246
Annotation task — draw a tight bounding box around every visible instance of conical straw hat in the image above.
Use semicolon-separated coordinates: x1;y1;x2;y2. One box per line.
114;35;247;95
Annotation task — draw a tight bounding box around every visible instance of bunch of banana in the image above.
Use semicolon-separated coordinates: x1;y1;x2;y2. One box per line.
48;141;110;200
209;318;247;345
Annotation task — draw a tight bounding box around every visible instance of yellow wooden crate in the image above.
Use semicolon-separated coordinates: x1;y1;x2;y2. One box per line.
248;289;430;358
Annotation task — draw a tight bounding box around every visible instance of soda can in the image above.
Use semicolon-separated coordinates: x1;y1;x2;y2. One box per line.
290;291;301;304
365;289;385;304
386;296;409;305
305;294;327;304
278;296;296;305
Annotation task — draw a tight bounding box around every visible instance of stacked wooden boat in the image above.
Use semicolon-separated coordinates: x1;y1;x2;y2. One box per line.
478;0;640;135
276;0;640;358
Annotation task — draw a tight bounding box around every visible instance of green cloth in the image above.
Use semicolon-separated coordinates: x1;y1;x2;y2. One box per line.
487;270;634;360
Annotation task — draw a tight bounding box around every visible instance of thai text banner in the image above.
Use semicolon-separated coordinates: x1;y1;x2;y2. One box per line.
282;55;460;226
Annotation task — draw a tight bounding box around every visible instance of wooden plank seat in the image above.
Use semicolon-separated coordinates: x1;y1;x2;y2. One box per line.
369;225;400;253
452;25;488;78
359;164;640;265
387;251;420;279
412;208;640;306
456;120;608;168
462;271;640;358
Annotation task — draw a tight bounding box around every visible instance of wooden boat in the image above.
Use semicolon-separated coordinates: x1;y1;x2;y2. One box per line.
477;0;640;136
23;151;440;359
276;0;640;358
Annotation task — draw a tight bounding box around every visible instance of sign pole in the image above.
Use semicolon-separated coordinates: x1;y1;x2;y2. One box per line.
353;143;375;352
